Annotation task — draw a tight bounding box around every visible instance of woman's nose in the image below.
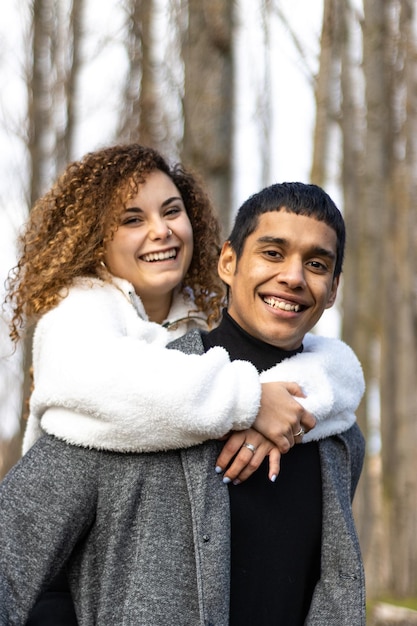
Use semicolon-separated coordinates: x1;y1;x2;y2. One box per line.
149;219;172;240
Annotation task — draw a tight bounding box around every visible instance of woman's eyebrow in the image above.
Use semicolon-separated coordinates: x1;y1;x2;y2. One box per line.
161;196;183;207
123;206;144;214
125;197;183;212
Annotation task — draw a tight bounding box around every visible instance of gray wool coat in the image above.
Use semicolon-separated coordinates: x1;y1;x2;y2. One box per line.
0;330;365;626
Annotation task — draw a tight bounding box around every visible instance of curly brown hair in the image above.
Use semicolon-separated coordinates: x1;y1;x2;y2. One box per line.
6;144;225;342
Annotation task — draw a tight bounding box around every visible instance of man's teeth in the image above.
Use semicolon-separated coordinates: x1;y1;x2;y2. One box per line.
264;297;301;312
142;249;176;262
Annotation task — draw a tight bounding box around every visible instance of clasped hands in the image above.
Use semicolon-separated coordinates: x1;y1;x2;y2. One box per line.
215;381;316;485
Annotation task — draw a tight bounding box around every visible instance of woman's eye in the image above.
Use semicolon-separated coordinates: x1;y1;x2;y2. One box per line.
165;206;182;217
123;216;143;225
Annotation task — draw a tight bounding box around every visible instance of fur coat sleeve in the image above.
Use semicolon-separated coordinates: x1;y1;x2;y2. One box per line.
23;280;261;453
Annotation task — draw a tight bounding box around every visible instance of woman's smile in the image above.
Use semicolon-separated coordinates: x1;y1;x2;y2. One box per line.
140;247;178;263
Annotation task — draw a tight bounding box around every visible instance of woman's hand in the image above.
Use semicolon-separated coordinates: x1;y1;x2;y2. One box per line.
254;381;316;451
215;428;281;485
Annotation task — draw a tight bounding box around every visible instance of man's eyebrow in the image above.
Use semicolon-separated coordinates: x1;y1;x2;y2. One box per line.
257;236;336;260
256;235;286;245
309;246;336;261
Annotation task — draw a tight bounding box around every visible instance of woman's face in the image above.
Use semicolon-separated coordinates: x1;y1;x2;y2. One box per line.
104;169;194;323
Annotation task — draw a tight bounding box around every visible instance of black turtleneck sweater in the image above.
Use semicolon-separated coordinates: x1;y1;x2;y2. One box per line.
203;311;322;626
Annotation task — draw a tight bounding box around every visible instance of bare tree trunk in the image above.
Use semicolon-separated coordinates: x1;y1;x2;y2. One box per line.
57;0;84;166
28;0;56;206
137;0;159;146
181;0;234;235
117;0;143;143
310;0;340;187
258;0;272;188
28;0;83;195
0;418;25;481
118;0;166;150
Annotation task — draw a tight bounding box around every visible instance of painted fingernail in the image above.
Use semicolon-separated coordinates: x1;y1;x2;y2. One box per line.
233;479;241;486
270;474;277;483
215;466;223;474
222;476;232;484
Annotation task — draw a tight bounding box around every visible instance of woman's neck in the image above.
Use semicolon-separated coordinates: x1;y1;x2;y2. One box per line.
141;292;173;324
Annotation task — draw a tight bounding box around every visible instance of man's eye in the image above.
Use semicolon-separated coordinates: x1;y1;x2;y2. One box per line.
265;250;281;258
308;260;327;271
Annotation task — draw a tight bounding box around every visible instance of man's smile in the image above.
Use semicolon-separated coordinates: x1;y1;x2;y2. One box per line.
262;295;302;312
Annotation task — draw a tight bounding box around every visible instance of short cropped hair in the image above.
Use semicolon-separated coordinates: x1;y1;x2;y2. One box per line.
228;182;345;277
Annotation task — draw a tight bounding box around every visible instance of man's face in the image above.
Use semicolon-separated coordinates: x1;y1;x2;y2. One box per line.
218;210;339;350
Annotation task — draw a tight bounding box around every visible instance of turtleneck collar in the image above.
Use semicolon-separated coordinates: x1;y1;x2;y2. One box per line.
203;309;303;373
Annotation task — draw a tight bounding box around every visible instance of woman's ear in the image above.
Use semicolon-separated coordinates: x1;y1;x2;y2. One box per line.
217;241;237;287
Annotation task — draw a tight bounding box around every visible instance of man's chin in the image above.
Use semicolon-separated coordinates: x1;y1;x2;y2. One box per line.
258;326;304;350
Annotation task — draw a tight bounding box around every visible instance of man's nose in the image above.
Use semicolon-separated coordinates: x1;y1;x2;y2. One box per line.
276;258;306;288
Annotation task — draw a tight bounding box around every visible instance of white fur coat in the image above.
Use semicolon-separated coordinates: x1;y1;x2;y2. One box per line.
23;277;364;453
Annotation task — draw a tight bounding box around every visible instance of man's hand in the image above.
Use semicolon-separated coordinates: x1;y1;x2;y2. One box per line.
254;381;316;451
215;428;281;484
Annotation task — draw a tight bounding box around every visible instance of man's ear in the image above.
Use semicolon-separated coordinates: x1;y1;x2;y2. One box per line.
218;241;237;287
325;275;340;309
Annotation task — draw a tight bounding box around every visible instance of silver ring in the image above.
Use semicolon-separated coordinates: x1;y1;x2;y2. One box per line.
243;442;257;454
167;228;173;236
294;427;305;437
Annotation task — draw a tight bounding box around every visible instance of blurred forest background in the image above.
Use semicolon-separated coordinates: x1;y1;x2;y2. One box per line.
0;0;416;611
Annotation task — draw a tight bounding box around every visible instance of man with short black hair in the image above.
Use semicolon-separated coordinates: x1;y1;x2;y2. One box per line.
174;181;365;624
